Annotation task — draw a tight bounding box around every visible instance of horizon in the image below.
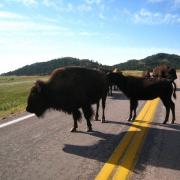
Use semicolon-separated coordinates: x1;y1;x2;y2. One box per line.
0;0;180;74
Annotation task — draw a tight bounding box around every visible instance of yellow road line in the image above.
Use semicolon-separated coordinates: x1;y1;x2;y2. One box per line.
113;98;159;180
95;98;160;180
95;101;152;180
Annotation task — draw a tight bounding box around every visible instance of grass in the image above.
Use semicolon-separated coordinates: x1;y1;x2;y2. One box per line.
0;76;48;120
122;70;143;77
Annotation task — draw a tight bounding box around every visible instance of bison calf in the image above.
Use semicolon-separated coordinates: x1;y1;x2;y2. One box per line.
107;72;176;124
26;67;108;132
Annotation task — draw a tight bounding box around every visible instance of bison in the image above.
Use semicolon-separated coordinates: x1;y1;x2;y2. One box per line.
107;72;176;124
153;64;177;80
142;71;151;78
26;67;109;132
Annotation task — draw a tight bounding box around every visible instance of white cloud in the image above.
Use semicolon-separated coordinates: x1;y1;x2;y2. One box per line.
0;11;25;19
86;0;102;5
173;0;180;7
174;0;180;3
147;0;180;9
123;8;131;16
133;8;180;25
0;10;68;33
77;3;92;12
11;0;38;6
0;19;67;32
35;15;59;23
41;0;63;10
76;0;105;13
42;0;55;6
41;0;90;13
78;31;99;36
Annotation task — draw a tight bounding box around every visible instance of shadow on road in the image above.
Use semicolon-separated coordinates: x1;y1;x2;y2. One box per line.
63;121;180;172
135;121;180;173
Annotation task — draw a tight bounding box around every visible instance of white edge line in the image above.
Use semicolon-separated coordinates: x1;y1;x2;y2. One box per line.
0;114;35;129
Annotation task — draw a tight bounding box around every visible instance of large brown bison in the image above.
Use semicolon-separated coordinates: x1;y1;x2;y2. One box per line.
107;72;176;124
153;64;177;80
26;67;109;132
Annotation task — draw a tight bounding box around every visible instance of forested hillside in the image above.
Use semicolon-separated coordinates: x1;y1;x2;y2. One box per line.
4;57;111;76
2;53;180;76
114;53;180;70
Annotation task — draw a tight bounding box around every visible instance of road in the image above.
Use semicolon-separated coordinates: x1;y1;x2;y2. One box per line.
132;74;180;180
0;75;180;180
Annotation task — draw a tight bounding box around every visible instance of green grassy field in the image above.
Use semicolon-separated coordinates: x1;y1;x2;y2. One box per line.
0;76;48;120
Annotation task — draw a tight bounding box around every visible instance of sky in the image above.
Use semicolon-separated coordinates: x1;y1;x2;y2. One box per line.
0;0;180;74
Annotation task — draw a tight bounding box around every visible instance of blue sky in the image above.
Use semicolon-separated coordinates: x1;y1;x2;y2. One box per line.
0;0;180;73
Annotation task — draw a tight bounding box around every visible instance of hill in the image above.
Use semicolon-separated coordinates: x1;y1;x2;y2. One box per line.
2;53;180;76
3;57;111;76
114;53;180;70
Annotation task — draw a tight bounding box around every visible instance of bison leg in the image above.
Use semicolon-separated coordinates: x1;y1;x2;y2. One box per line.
170;100;175;124
95;101;99;121
71;110;82;132
161;98;170;124
108;84;113;96
82;105;93;132
128;99;138;121
101;95;107;123
132;100;138;121
128;100;133;121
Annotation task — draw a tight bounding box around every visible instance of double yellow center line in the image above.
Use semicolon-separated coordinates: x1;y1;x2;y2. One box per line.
95;98;160;180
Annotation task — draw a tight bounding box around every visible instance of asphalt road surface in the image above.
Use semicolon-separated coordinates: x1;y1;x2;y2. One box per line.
0;75;180;180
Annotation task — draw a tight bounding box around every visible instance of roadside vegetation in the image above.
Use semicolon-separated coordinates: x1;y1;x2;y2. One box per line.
0;76;48;120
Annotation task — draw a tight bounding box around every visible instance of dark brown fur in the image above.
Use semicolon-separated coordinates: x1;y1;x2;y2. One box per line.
26;67;108;132
107;72;176;124
153;64;177;80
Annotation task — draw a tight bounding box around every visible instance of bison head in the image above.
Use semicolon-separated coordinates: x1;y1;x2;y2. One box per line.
26;80;48;117
167;68;177;80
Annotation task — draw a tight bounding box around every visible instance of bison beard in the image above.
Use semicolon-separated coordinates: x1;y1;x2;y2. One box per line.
26;67;108;132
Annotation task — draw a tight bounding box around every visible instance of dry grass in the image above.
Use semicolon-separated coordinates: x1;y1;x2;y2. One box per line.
122;70;143;77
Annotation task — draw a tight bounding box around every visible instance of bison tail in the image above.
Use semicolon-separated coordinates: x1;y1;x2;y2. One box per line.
172;81;177;99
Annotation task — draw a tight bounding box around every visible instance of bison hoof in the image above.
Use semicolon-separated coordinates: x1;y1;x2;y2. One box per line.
87;127;92;132
70;127;77;132
132;117;136;121
101;118;106;123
